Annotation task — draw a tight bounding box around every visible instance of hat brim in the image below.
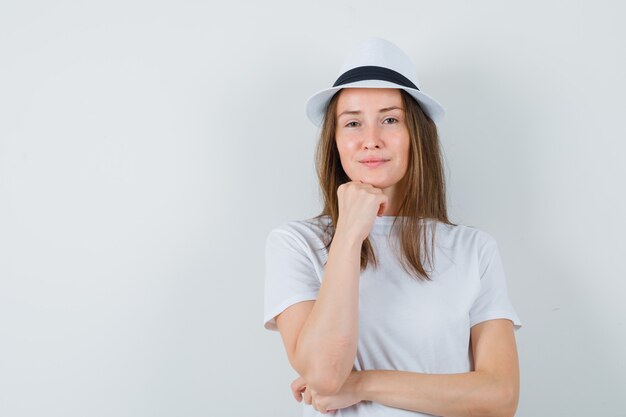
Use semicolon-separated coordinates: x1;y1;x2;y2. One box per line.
304;79;445;127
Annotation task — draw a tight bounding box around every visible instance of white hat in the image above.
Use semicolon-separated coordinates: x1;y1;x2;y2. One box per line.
305;37;445;127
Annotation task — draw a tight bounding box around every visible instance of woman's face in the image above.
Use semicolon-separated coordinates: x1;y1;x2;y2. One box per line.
335;88;410;194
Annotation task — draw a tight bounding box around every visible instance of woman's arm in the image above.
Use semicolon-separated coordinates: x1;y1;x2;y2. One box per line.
294;319;520;417
276;228;362;396
276;182;388;396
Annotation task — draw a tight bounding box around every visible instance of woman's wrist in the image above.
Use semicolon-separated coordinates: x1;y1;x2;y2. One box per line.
352;370;370;402
332;227;363;252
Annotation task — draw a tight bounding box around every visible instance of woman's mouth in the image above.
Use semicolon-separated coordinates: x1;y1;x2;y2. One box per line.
360;159;388;168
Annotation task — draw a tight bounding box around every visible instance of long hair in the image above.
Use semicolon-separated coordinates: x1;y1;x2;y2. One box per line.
313;89;456;281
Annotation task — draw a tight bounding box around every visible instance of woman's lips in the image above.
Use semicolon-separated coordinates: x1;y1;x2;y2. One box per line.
360;160;388;168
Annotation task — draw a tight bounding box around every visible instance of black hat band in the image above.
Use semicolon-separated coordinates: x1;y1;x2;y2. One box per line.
332;65;419;90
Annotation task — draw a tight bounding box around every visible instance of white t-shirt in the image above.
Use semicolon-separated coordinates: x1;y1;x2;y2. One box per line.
264;215;522;417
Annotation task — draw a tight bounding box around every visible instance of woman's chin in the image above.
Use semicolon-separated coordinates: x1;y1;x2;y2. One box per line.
357;179;393;189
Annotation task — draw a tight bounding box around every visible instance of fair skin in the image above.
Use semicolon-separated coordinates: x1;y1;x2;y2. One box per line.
275;88;520;416
334;87;411;216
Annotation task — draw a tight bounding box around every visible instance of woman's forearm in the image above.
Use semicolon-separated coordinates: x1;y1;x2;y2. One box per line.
295;229;362;395
355;370;518;417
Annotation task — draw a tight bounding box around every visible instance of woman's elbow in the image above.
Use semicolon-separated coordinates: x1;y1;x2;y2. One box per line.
304;373;344;396
493;386;520;417
295;351;353;395
472;382;519;417
301;362;351;396
498;383;519;417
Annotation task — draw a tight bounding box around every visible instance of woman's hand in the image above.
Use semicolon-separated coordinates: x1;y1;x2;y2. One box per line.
291;372;363;414
336;181;388;243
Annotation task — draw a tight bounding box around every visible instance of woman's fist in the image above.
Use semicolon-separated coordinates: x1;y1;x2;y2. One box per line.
336;181;388;243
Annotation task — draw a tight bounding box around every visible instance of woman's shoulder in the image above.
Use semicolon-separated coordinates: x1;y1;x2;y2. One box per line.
269;214;330;233
266;215;332;246
265;215;332;262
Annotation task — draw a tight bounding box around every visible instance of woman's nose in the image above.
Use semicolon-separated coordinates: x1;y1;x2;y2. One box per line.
362;124;382;149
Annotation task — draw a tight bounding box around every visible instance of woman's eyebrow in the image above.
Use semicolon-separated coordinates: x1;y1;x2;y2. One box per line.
337;106;404;118
378;106;404;113
337;110;361;118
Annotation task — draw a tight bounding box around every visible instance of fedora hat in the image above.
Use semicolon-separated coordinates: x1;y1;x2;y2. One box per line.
305;37;445;127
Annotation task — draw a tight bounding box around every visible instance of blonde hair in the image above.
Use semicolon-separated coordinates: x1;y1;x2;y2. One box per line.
313;89;456;281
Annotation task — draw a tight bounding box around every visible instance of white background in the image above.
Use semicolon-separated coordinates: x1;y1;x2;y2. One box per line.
1;1;625;416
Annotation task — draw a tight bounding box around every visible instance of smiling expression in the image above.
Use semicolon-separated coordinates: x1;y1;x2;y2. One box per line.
335;88;411;196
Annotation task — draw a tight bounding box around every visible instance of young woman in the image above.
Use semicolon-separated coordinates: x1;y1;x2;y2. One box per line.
264;38;522;417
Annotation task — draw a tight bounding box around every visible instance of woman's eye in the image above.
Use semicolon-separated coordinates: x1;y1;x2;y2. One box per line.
346;121;359;127
383;117;398;124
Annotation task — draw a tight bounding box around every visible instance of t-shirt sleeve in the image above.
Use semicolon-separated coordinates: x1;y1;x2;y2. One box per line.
263;228;320;331
469;234;522;331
